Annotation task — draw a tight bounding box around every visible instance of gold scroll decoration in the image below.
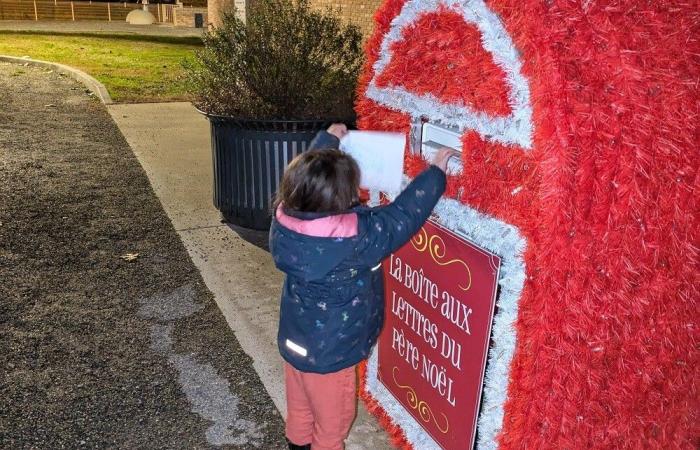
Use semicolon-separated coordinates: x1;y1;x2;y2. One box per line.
392;366;449;434
410;227;472;291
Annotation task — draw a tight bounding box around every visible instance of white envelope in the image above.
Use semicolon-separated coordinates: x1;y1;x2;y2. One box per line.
339;131;406;194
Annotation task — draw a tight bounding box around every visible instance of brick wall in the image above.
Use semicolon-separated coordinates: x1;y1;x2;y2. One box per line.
207;0;381;35
173;5;208;27
307;0;381;36
0;0;164;22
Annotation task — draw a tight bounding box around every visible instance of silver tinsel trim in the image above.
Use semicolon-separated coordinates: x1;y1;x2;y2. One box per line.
366;0;533;150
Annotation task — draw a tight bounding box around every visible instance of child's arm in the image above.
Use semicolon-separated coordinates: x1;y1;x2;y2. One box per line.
308;124;348;151
357;148;456;264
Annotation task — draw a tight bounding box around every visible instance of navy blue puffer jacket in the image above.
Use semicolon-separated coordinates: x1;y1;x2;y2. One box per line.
270;131;446;374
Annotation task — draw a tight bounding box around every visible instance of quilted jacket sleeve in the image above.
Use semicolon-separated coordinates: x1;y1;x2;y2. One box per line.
308;130;340;151
356;165;446;265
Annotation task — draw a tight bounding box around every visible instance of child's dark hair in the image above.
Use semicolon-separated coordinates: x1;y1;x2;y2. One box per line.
275;149;361;213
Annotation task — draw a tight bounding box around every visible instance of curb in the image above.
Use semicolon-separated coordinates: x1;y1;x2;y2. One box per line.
0;55;113;104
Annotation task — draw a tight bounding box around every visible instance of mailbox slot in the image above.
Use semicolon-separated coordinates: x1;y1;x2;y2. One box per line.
411;120;463;174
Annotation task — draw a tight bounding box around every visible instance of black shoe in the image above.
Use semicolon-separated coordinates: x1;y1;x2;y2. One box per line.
287;439;311;450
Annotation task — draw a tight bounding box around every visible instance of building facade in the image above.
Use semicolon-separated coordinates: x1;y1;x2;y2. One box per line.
208;0;381;36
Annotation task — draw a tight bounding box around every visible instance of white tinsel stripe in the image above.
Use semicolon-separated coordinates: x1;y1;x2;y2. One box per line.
366;85;529;149
366;345;441;449
366;0;533;150
431;197;526;450
367;187;527;450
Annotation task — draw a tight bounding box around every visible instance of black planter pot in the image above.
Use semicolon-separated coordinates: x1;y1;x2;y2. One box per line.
203;114;342;230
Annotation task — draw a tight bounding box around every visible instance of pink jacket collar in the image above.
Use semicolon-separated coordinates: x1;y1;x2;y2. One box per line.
276;206;358;238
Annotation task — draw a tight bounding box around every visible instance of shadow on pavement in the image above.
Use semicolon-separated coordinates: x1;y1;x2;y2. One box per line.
226;222;270;252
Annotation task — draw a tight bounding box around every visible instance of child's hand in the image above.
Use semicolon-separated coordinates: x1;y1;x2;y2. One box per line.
327;123;348;140
432;147;460;173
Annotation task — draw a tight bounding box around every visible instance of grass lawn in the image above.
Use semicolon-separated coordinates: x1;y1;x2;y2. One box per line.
0;32;202;102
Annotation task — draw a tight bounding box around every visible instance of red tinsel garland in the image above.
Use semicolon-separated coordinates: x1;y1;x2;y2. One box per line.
357;0;699;449
375;6;513;118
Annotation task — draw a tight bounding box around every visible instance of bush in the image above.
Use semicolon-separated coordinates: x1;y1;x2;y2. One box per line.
185;0;363;120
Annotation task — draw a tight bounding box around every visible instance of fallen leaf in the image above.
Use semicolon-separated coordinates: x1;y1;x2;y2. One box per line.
120;253;140;261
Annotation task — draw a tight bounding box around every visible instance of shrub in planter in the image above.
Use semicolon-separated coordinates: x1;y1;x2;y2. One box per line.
188;0;363;120
185;0;363;229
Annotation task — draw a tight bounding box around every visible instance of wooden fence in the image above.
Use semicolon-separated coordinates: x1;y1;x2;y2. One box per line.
0;0;174;23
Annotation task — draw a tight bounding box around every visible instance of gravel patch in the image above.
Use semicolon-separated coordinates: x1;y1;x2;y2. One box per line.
0;62;286;449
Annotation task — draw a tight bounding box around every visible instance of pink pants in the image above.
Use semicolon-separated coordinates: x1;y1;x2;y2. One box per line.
284;362;357;450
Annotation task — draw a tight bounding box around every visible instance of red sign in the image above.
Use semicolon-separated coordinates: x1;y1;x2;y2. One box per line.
378;219;501;450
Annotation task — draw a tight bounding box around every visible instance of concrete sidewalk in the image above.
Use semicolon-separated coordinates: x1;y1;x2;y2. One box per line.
108;102;391;449
0;20;204;37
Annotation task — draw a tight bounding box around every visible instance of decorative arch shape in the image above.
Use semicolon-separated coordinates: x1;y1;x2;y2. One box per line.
365;0;533;150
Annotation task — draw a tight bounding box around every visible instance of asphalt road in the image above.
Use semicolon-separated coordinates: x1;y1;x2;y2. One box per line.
0;62;286;449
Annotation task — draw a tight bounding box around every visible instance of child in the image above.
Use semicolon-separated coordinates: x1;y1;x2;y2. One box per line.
270;124;456;450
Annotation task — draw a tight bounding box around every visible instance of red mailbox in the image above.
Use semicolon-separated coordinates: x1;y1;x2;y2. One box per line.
357;1;697;449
